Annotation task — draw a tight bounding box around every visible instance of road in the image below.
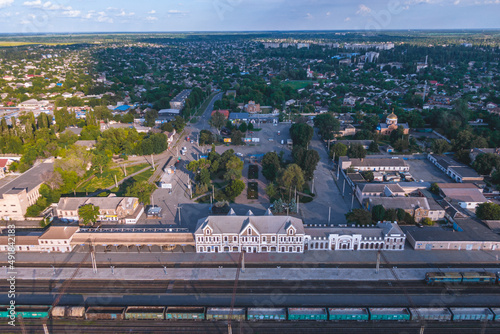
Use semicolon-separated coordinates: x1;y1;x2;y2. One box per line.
147;92;224;224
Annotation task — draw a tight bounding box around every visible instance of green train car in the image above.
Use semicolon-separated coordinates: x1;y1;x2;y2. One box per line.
288;308;327;321
166;307;205;320
0;306;51;319
328;308;369;321
369;308;411;321
247;308;286;321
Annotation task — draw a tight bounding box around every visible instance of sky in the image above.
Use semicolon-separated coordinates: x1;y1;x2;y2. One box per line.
0;0;498;33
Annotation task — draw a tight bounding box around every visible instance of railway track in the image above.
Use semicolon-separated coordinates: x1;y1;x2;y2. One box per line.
3;279;500;295
3;319;500;334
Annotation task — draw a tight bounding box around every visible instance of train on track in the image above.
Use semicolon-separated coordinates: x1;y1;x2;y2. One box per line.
425;271;500;285
2;305;500;322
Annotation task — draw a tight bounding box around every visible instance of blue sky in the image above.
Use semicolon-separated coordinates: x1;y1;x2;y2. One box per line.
0;0;498;33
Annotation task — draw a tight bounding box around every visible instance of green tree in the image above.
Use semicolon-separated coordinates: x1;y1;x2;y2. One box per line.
224;156;244;181
313;113;340;141
265;183;278;200
302;149;320;180
347;143;366;159
199;130;214;145
125;180;157;205
330;142;348;160
368;141;379;153
421;217;433;226
290;123;314;148
78;204;100;226
430;183;440;195
345;209;372;225
372;205;386;221
160;122;174;132
262;152;281;181
171;116;186;132
472;153;500;175
476;202;500;220
144;109;158;127
225;179;245;200
362;171;374;182
231;130;244;145
280;164;305;192
238;122;248;133
431;139;451;154
209;111;227;134
92;152;111;174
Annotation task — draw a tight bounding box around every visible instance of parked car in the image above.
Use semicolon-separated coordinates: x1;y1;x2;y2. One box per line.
236;152;244;157
268;138;274;142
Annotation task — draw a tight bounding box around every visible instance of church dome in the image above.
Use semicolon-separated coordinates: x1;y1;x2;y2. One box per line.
387;112;398;120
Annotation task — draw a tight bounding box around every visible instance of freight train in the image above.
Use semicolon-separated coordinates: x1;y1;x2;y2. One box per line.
2;306;500;322
425;271;499;285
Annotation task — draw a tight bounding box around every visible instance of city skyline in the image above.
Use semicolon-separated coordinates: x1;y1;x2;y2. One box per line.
0;0;499;33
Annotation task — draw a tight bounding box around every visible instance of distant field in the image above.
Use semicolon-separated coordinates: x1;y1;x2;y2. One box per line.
0;41;76;46
282;80;311;90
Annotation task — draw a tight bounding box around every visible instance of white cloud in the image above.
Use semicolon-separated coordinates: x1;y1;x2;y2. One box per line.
96;12;113;23
116;10;135;17
326;11;330;16
305;13;313;19
148;10;156;14
344;17;351;21
23;0;41;7
146;16;158;21
0;0;13;8
356;4;372;16
167;9;188;14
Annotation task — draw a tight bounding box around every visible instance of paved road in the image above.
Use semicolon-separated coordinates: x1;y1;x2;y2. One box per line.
300;129;353;225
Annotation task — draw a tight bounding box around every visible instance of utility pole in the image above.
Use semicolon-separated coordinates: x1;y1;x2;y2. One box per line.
178;206;181;225
328;207;331;224
351;192;355;209
312;178;315;195
151;154;155;171
342;179;346;197
114;174;118;188
376;251;381;274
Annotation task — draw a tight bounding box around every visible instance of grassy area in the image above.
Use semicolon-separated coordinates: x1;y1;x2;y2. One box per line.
282;80;312;90
125;163;150;175
194;92;218;117
77;168;125;193
110;168;155;196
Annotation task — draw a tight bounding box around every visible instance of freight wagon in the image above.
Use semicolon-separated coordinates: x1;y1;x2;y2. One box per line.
450;308;494;321
51;306;84;319
288;308;327;321
166;307;205;320
247;308;286;321
369;308;411;321
409;308;452;321
125;306;165;320
328;308;369;321
206;308;245;321
85;307;125;320
425;271;498;285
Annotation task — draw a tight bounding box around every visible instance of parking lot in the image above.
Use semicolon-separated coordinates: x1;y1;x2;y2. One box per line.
406;159;453;183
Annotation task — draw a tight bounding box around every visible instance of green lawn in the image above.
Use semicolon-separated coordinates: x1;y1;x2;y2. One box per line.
110;168;155;196
126;163;150;175
282;80;312;90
